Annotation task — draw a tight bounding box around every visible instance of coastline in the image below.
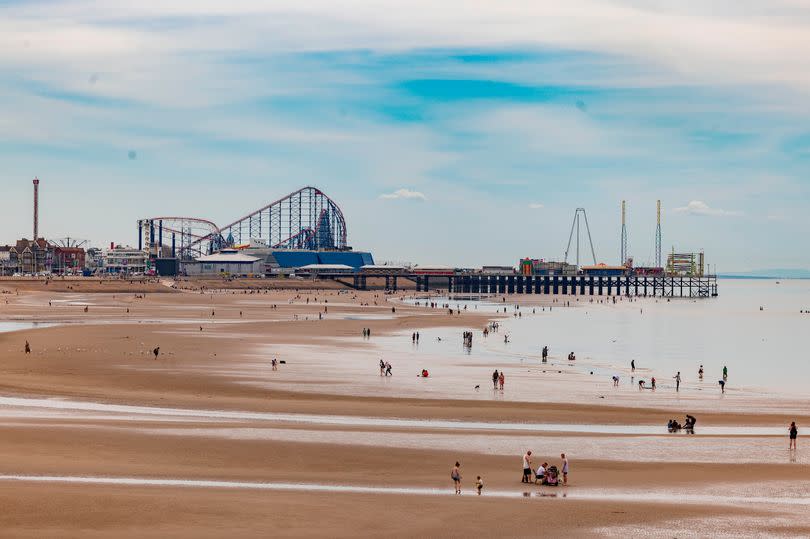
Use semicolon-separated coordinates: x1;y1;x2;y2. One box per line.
0;281;808;537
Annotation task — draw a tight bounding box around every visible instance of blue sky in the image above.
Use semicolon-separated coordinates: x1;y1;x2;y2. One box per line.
1;1;808;270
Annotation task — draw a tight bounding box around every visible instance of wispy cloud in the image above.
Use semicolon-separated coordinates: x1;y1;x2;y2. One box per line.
673;200;741;217
379;188;426;200
528;202;544;209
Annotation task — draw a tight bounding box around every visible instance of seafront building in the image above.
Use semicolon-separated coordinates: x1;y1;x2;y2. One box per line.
103;246;148;275
0;238;53;275
183;250;264;277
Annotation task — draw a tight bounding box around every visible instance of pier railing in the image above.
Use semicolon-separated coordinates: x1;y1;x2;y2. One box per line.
409;273;718;298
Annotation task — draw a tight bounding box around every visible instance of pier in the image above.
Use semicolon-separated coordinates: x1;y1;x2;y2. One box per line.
346;271;718;298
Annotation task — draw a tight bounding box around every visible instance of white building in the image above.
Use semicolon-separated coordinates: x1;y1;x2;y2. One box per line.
104;246;148;274
183;250;264;277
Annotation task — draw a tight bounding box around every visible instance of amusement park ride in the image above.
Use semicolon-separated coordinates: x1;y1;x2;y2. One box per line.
138;186;348;260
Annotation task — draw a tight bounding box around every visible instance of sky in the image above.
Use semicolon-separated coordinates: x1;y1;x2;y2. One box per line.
1;1;808;271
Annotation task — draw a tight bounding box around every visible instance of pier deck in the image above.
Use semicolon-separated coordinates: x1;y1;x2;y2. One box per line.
348;273;718;298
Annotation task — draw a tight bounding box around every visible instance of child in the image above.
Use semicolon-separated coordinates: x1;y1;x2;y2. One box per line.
475;476;483;495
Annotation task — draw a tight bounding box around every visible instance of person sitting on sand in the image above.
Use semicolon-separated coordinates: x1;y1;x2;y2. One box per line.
535;462;546;484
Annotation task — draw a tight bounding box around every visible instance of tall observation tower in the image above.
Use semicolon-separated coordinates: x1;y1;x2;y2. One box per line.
655;200;662;268
620;200;628;265
33;177;40;240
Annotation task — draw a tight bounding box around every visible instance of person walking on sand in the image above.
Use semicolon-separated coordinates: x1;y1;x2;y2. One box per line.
723;365;728;381
476;476;484;495
719;379;726;393
152;346;160;360
698;365;704;380
631;360;635;372
379;359;385;376
385;362;392;376
561;453;569;485
498;371;505;390
492;369;499;390
674;371;681;392
522;451;533;483
271;358;278;371
24;341;30;354
789;422;798;450
451;462;462;494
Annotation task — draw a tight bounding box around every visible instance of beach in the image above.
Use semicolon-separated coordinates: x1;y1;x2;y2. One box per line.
0;277;808;537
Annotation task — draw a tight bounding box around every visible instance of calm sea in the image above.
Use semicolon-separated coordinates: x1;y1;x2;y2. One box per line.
426;278;810;395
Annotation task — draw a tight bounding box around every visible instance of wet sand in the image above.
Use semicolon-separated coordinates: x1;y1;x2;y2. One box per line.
0;280;807;537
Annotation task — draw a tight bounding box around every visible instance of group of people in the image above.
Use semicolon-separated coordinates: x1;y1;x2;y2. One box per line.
362;328;372;338
450;451;570;496
462;331;473;348
450;462;484;495
411;332;420;343
522;450;569;486
483;322;500;337
378;359;392;376
491;369;505;390
667;414;697;433
630;362;729;394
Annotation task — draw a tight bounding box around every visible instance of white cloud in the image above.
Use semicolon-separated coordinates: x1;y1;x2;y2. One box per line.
673;200;741;217
379;188;426;200
2;1;810;96
528;202;544;209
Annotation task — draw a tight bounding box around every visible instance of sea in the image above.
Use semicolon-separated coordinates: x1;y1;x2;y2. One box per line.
406;278;810;396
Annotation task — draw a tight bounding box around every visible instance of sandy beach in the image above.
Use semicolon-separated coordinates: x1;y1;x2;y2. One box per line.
0;277;808;537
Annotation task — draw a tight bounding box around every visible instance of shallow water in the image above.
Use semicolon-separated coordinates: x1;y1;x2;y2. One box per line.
400;279;810;395
142;425;807;464
0;321;56;333
0;395;781;434
0;474;807;508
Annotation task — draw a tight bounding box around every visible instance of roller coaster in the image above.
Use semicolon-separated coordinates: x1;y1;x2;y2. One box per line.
138;186;348;259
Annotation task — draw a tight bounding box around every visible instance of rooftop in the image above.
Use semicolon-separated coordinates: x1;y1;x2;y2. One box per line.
196;252;261;263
